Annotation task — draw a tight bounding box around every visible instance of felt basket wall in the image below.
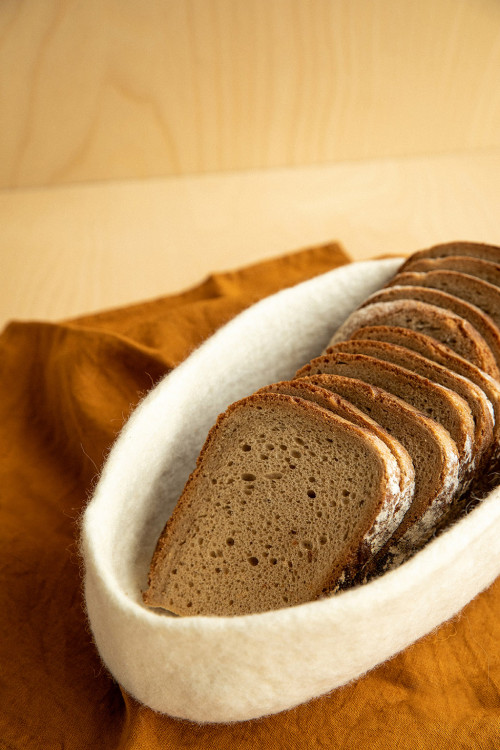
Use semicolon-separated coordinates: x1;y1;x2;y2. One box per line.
81;258;500;723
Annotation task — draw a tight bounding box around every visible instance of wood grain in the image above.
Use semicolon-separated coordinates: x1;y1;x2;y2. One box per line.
1;148;499;329
1;0;500;188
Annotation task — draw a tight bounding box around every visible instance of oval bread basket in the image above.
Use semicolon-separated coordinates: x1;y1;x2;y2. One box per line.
82;258;500;723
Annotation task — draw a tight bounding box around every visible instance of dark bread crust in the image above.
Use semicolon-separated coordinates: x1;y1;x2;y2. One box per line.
349;325;500;441
258;379;415;499
297;351;474;473
398;241;500;272
387;269;500;331
362;287;500;377
144;392;402;615
328;338;494;468
295;373;459;552
402;256;500;289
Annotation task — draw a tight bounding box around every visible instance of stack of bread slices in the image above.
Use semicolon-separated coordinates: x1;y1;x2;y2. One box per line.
144;241;500;617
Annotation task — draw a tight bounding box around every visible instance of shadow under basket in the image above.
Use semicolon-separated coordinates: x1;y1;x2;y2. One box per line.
82;258;500;723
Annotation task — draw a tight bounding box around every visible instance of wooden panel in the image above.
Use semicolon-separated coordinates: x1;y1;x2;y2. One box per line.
1;148;499;329
1;0;500;188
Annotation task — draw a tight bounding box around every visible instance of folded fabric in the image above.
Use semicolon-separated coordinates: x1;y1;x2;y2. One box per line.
1;241;499;749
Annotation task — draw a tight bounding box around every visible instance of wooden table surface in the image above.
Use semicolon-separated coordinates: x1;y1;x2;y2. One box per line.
2;1;500;331
2;146;500;331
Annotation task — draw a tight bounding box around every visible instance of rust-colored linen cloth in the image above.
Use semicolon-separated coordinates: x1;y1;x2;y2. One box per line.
1;242;499;749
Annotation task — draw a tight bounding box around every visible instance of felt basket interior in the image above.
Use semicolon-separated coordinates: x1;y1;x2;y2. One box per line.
82;258;500;723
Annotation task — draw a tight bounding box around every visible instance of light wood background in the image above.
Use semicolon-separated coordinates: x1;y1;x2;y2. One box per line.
1;0;500;188
1;1;499;329
2;147;500;329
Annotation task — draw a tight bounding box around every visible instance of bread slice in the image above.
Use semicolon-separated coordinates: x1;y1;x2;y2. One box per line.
357;288;500;377
295;373;459;554
258;379;415;510
328;298;498;377
389;270;500;332
399;241;500;272
349;325;500;450
296;351;474;475
402;255;500;289
143;392;403;616
328;338;494;470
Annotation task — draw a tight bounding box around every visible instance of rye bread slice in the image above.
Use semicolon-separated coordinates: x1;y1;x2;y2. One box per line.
349;325;500;451
388;270;500;332
357;289;500;377
258;379;415;513
328;339;494;471
328;298;498;377
399;241;500;272
296;352;474;476
295;373;459;554
143;393;402;616
402;256;500;289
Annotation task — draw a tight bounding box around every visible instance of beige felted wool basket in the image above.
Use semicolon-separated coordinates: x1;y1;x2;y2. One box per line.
81;258;500;724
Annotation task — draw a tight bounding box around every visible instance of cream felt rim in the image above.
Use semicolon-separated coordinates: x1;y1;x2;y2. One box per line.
82;258;500;723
